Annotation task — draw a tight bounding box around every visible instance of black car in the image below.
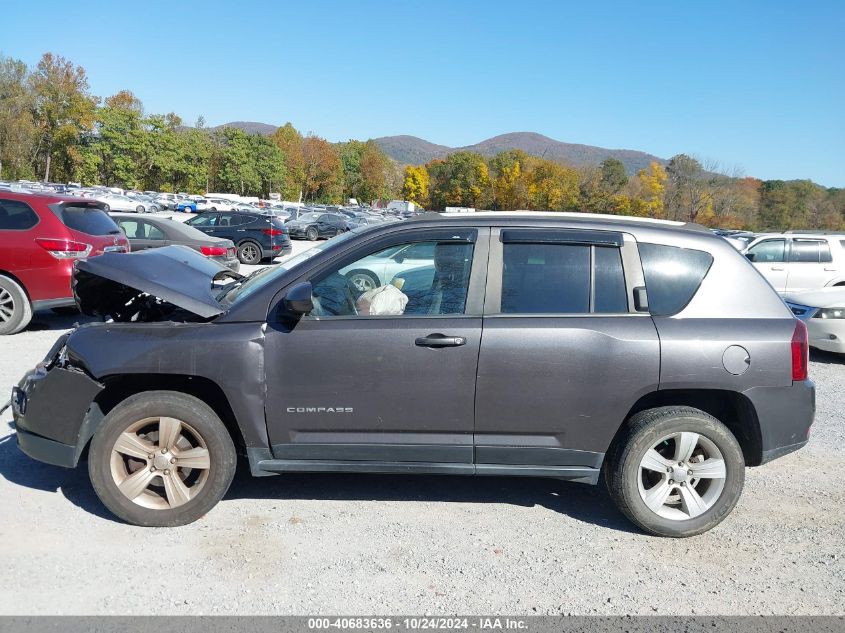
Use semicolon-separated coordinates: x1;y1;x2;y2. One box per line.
185;210;291;264
111;213;240;271
11;213;814;536
286;211;350;241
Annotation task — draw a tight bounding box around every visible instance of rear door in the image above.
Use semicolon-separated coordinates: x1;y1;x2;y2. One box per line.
474;228;660;472
785;238;836;290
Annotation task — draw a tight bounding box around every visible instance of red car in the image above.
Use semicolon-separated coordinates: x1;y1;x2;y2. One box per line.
0;191;129;335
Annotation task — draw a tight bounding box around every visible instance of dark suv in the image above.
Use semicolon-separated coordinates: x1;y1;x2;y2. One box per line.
12;213;814;536
185;210;291;264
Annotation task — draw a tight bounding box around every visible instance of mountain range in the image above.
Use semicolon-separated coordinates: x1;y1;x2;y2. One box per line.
210;122;665;174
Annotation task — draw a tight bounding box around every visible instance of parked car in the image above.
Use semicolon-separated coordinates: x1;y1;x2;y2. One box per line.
176;200;198;213
0;191;129;334
338;240;437;292
111;213;240;271
154;193;178;210
98;194;152;214
11;212;814;535
744;233;845;291
185;210;291;264
783;287;845;354
286;211;350;240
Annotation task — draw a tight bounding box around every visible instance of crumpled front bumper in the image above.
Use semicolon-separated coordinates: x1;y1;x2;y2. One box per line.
12;361;104;468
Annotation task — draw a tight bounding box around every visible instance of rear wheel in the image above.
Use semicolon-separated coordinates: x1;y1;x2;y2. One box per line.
0;276;32;335
237;240;262;265
88;391;236;527
604;406;744;537
306;226;318;241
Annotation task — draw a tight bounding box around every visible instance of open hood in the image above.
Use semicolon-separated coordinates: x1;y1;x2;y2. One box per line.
73;245;242;320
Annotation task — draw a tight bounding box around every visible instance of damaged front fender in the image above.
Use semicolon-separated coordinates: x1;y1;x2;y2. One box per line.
13;363;105;468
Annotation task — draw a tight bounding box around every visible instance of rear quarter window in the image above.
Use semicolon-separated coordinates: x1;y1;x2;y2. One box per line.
638;243;714;316
49;204;119;236
0;199;39;230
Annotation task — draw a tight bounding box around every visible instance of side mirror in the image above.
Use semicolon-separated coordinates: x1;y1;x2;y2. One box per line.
393;253;405;263
745;253;756;262
283;281;313;315
633;286;649;312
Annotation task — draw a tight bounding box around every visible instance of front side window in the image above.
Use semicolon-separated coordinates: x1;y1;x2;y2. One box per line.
747;239;786;263
0;199;39;230
501;242;628;314
310;240;475;317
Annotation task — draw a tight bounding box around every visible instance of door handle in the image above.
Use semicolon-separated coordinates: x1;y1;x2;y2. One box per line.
824;267;837;272
770;266;785;271
415;333;467;348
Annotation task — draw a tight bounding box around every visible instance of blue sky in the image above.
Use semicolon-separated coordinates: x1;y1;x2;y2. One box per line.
4;0;844;185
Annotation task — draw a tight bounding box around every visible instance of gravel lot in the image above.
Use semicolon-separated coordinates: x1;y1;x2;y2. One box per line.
0;244;843;615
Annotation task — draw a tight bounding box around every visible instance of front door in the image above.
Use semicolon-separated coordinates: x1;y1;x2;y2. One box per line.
264;227;489;465
746;238;789;291
474;228;660;472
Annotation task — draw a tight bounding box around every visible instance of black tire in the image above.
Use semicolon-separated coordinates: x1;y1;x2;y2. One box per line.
604;406;745;537
237;240;262;265
103;203;110;212
210;207;217;212
135;205;145;213
306;226;318;241
88;391;237;527
0;275;33;335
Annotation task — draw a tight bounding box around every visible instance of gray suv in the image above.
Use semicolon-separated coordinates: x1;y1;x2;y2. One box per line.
11;212;814;536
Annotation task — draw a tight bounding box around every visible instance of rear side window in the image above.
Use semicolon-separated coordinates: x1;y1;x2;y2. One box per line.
50;204;119;236
638;243;713;316
0;199;39;230
501;242;628;314
790;239;830;263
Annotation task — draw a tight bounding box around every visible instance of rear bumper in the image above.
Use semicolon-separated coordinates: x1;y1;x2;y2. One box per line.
743;380;815;465
264;242;292;258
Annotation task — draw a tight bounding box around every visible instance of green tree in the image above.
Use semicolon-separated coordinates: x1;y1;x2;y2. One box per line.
0;56;37;180
427;151;491;210
29;52;96;182
599;157;628;193
270;122;304;200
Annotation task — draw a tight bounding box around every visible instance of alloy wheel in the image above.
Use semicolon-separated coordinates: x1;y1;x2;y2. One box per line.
240;243;259;263
637;431;727;520
0;287;15;323
109;416;211;510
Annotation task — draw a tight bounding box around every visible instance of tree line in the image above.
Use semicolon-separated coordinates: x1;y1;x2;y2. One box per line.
1;52;842;230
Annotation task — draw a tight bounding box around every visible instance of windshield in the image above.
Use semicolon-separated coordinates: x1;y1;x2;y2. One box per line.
218;229;363;307
296;212;322;222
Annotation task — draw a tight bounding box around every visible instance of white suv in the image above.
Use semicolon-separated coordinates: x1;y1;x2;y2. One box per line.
744;233;845;291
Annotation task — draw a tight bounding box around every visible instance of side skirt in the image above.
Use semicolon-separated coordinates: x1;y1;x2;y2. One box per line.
246;451;600;484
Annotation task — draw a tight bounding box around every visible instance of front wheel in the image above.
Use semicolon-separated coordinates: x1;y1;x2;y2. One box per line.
136;205;145;213
306;226;318;241
604;406;745;537
88;391;236;527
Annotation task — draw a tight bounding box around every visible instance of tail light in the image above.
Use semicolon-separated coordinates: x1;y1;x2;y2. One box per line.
791;319;809;381
200;245;228;257
261;228;285;236
36;238;92;259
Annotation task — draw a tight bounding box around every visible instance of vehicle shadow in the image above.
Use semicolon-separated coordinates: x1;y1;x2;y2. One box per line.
25;311;96;332
0;431;116;521
810;349;845;365
224;463;638;534
0;428;635;532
